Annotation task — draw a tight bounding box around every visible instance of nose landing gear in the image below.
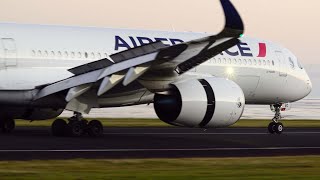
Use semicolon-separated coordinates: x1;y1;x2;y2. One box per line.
268;104;284;134
51;112;103;137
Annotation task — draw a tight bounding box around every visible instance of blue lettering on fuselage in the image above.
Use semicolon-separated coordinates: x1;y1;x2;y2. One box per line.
220;42;253;57
115;36;256;58
115;36;184;51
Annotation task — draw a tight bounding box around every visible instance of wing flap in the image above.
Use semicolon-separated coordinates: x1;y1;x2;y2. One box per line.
34;52;158;100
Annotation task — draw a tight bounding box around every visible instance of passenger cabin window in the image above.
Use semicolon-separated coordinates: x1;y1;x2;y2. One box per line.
44;51;48;57
243;59;247;65
29;49;111;61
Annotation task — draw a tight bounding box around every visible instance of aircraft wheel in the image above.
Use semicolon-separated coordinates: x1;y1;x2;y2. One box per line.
0;118;15;133
52;119;67;137
275;122;284;134
88;120;104;137
67;121;84;137
268;122;276;134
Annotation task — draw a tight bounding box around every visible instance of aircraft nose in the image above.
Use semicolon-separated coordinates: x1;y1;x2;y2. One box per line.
305;72;312;96
306;78;312;94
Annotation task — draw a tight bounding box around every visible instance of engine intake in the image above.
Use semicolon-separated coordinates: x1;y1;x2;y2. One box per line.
154;77;245;128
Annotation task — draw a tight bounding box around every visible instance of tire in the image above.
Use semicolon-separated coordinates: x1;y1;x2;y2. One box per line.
67;121;84;137
0;119;15;133
5;119;15;133
88;120;103;137
80;120;89;136
275;123;284;134
52;119;67;137
268;122;276;134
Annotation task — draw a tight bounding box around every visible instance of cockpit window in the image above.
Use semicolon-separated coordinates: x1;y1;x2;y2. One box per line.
297;59;304;69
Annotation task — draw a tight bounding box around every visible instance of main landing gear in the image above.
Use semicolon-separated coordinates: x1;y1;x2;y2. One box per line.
268;104;284;134
51;112;103;137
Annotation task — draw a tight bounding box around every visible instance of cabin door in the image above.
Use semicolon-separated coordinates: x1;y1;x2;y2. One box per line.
275;51;287;77
1;38;17;67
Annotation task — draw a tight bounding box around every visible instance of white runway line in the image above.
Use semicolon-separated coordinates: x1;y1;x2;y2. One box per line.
104;133;267;135
103;132;320;135
1;147;320;153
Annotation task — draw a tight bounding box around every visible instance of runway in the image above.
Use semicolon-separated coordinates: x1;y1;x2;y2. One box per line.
1;126;320;160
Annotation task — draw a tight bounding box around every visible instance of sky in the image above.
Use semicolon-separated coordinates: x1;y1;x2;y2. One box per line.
0;0;319;64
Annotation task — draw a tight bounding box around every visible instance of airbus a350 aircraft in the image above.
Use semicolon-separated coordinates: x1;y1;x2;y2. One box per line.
0;0;312;137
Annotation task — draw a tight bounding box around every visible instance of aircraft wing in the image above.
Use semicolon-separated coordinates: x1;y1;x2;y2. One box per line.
33;0;244;113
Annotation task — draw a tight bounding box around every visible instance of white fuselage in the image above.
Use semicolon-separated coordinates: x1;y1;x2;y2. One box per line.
0;23;312;106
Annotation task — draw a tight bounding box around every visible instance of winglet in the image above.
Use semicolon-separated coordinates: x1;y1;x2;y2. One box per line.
220;0;244;37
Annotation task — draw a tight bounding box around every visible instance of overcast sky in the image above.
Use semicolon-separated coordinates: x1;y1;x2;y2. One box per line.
0;0;318;64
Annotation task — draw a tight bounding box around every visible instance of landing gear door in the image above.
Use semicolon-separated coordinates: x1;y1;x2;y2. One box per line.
275;51;287;77
1;38;17;67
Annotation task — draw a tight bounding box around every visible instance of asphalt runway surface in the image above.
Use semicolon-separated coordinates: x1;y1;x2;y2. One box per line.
1;126;320;160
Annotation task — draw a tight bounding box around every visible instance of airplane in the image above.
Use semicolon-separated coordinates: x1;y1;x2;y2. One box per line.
0;0;312;137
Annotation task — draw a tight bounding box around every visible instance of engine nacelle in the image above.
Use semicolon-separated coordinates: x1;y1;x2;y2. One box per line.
154;77;245;128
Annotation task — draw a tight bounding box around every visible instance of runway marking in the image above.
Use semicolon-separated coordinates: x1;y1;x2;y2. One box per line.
105;133;267;135
1;147;320;153
104;132;320;135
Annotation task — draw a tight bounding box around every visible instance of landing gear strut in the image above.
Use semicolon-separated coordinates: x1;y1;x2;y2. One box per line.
268;104;284;134
51;112;103;137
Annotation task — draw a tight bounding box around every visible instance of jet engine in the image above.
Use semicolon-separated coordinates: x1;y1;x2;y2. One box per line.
154;77;245;128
